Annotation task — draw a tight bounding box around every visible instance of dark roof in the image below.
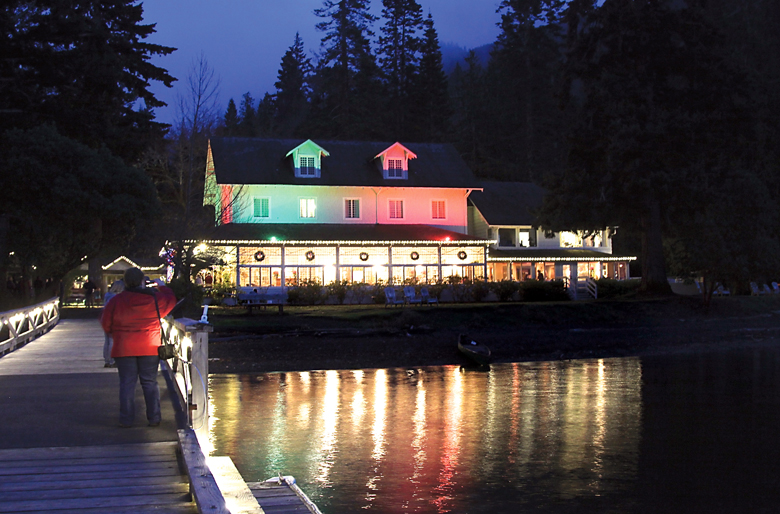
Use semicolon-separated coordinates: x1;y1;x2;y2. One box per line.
488;249;636;261
192;223;490;245
209;138;480;188
469;181;547;226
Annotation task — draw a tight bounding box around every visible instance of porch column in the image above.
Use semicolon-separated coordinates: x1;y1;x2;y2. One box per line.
235;245;241;288
281;245;286;287
483;247;488;281
387;246;393;284
437;246;443;284
335;245;340;282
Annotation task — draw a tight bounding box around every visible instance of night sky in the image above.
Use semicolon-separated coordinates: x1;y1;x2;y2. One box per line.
140;0;501;125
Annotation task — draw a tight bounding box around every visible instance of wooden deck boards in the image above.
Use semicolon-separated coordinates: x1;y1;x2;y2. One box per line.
248;480;318;514
0;441;197;514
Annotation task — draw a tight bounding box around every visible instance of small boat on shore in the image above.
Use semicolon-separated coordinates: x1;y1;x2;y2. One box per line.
458;334;491;365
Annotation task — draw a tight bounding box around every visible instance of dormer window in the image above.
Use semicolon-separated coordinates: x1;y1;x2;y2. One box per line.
375;142;417;180
285;139;329;179
300;156;316;176
388;159;403;178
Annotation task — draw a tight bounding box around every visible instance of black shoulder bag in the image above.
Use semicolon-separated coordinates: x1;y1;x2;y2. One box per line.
151;291;177;360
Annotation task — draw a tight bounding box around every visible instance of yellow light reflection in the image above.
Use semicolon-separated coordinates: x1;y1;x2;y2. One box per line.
412;378;427;477
365;369;388;503
434;366;463;512
315;370;340;485
352;370;365;428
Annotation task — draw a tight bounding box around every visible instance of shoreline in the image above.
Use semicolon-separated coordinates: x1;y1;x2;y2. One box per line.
207;313;780;373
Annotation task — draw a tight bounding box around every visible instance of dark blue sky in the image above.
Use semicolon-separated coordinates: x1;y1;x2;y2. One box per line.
140;0;501;125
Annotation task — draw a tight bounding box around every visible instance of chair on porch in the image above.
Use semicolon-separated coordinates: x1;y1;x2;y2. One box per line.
772;282;780;294
763;284;773;295
403;286;422;305
750;282;763;296
420;287;438;306
384;287;404;307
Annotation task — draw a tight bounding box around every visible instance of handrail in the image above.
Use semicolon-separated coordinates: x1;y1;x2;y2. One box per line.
159;316;212;440
0;297;60;355
586;277;598;299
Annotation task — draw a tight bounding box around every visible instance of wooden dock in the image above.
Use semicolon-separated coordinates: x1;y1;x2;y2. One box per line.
0;314;323;514
248;477;323;514
0;442;196;514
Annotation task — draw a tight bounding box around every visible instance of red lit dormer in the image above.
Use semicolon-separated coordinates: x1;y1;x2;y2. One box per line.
375;142;417;180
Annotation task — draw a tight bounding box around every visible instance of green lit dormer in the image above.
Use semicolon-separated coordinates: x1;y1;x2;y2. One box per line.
285;139;330;178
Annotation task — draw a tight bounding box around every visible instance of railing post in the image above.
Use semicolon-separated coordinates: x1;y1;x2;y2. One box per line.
189;323;210;441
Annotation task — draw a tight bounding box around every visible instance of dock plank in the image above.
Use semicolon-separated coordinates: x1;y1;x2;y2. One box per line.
0;475;186;493
0;492;192;513
0;482;190;502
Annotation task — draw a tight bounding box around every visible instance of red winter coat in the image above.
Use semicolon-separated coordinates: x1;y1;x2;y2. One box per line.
101;286;177;357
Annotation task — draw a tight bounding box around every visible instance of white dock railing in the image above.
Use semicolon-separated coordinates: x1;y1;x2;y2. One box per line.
0;297;60;355
159;316;212;439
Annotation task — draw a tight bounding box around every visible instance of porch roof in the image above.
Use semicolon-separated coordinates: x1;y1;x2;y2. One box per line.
189;223;492;246
488;248;636;262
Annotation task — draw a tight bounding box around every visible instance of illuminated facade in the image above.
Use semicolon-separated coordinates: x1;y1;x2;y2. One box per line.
198;139;634;290
201;138;491;287
469;182;635;285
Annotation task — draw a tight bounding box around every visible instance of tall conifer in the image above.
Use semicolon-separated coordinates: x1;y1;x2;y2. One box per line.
274;33;312;137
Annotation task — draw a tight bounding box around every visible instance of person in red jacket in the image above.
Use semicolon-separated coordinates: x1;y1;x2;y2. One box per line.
101;267;176;428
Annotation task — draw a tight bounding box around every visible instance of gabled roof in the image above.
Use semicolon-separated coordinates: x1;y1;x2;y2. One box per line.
189;223;490;245
469;181;547;226
209;138;478;188
284;139;330;158
374;142;417;161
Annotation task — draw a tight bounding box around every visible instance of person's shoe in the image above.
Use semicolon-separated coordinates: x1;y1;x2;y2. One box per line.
147;421;160;427
118;422;132;428
104;363;112;368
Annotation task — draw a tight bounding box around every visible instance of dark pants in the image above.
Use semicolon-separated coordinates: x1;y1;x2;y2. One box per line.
115;356;161;426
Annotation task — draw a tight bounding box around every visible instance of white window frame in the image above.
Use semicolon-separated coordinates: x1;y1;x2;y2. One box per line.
344;198;361;220
299;198;316;219
431;199;446;220
298;155;317;177
387;158;403;179
388;199;404;220
253;197;270;218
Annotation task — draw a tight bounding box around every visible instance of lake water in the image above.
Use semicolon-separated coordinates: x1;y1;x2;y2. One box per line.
206;347;780;513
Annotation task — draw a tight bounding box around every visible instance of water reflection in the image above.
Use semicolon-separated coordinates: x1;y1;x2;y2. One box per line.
208;358;643;513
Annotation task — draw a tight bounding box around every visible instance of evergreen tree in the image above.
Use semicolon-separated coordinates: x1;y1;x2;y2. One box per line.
223;99;239;136
377;0;424;139
449;53;490;175
255;93;276;137
273;33;312;137
237;92;256;136
540;0;771;294
410;13;451;142
487;0;566;182
310;0;380;139
0;0;176;163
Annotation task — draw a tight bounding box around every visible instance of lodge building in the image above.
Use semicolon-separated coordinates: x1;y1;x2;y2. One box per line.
194;138;634;295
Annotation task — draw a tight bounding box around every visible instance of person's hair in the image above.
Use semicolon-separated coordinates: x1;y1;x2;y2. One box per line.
123;267;144;289
109;280;125;294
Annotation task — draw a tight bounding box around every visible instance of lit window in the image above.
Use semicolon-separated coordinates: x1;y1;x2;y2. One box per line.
345;198;360;219
389;200;404;219
300;156;316;176
300;198;316;218
431;200;445;219
253;198;269;218
560;231;582;247
388;159;403;178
